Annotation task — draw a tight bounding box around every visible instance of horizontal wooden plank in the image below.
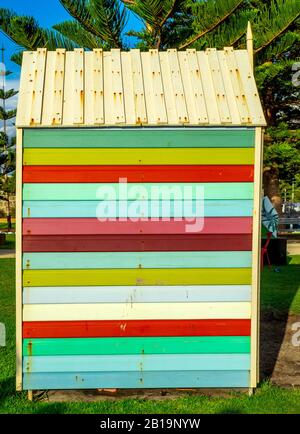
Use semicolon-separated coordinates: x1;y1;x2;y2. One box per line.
23;319;251;338
23;234;253;252
23;354;250;373
22;284;252;304
23;148;254;165
23;302;251;320
23;268;252;287
23;165;255;183
22;370;250;389
23;182;254;200
23;251;252;270
23;200;253;218
23;128;255;148
23;217;252;235
23;336;250;356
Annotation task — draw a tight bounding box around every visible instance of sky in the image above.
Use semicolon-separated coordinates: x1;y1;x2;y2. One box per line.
0;0;142;135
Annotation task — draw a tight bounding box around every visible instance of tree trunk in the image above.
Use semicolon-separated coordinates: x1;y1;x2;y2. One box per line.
263;167;282;214
6;196;12;231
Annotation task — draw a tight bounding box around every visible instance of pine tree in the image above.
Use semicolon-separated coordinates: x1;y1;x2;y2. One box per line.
0;48;17;231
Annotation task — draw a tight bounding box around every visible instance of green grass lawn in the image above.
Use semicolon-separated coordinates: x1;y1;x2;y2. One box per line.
0;234;15;250
0;222;16;231
0;258;300;414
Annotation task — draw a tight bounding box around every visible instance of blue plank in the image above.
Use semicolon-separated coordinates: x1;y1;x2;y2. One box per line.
23;370;250;389
23;200;253;218
22;284;252;304
23;354;250;373
22;251;252;270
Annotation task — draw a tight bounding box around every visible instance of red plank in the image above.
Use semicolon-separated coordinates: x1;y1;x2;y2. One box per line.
23;234;252;252
23;165;254;183
23;319;251;338
23;217;252;236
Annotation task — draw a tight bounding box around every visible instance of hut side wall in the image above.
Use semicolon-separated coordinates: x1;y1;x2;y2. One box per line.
17;127;260;390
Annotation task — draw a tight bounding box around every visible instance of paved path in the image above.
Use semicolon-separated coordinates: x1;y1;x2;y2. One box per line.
287;241;300;256
0;249;15;259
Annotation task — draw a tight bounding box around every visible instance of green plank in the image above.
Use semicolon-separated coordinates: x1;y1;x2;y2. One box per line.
23;336;250;356
23;182;254;200
23;128;255;148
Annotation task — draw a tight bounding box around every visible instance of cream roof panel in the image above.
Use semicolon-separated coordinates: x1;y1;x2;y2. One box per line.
16;48;266;128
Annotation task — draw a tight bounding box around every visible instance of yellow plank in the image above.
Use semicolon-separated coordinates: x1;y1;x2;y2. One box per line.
73;48;84;124
23;302;251;321
30;48;47;125
23;268;251;287
23;147;254;165
185;49;208;124
111;48;125;124
167;49;189;124
16;128;23;391
250;127;264;388
130;49;147;124
52;49;66;125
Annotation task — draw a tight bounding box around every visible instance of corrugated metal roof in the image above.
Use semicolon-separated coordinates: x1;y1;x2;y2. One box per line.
16;48;266;128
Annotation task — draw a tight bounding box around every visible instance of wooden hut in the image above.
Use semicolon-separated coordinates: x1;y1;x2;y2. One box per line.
16;37;266;394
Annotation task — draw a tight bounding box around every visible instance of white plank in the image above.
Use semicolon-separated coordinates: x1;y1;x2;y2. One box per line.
159;51;178;125
73;48;84;124
235;50;266;126
111;48;125;124
121;51;136;125
167;49;189;124
149;49;168;124
206;48;231;124
83;51;94;125
130;49;147;124
15;129;23;391
93;49;104;124
223;47;251;124
16;51;37;126
197;51;220;124
218;50;241;125
250;127;264;387
62;51;74;126
41;51;57;126
23;302;251;321
30;48;47;125
52;49;66;125
185;49;208;124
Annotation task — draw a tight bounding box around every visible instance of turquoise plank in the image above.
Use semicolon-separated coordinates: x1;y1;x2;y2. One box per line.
23;128;255;148
22;251;252;270
23;183;254;201
23;370;250;389
22;285;252;304
23;336;250;356
23;200;253;218
23;354;250;373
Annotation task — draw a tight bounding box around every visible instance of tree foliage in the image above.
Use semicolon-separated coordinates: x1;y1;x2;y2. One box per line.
0;0;298;62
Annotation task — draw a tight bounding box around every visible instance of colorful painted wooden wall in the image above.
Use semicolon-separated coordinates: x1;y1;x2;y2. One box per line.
18;127;261;390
